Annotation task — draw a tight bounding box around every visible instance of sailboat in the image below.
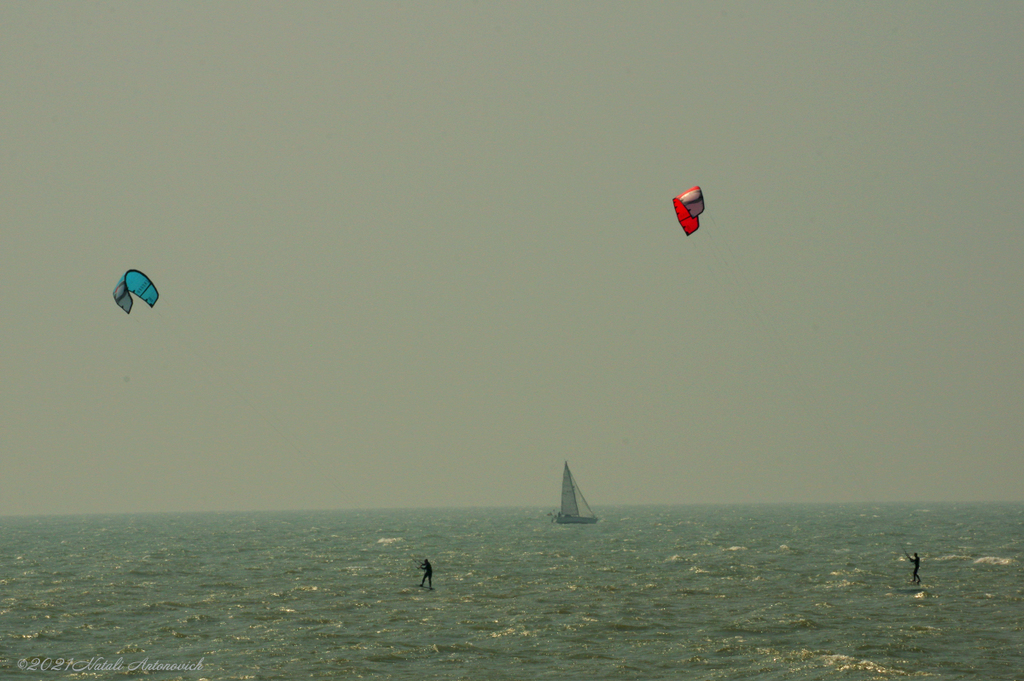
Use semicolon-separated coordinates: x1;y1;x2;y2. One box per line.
553;461;598;524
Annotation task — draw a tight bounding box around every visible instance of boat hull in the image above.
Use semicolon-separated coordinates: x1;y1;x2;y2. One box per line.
554;514;598;524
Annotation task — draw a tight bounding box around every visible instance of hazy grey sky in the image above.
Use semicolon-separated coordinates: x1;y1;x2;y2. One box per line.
3;2;1022;515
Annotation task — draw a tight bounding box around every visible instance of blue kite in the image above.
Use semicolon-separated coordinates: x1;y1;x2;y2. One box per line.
113;270;159;314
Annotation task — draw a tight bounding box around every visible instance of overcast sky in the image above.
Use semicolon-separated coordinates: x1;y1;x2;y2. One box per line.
3;1;1022;515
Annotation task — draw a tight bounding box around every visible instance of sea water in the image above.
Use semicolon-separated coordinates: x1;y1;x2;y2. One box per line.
1;504;1021;680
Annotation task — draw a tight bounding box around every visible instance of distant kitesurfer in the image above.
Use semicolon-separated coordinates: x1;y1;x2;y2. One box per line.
906;551;921;584
419;558;433;589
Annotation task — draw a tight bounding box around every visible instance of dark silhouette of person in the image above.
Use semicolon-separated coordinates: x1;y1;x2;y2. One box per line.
419;558;432;589
907;552;921;584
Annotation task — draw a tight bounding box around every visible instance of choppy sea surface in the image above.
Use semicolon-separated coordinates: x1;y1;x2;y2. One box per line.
2;504;1022;680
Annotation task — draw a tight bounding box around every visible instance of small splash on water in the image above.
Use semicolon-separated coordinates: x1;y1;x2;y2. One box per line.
974;556;1014;565
377;537;403;545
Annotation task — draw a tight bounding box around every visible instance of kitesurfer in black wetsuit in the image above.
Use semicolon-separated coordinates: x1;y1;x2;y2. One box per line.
419;558;432;589
906;551;921;584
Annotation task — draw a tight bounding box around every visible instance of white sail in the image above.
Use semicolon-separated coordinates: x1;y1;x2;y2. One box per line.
560;462;579;516
556;462;597;523
571;473;595;518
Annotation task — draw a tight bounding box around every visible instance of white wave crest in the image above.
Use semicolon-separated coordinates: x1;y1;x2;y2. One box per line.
821;653;894;674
